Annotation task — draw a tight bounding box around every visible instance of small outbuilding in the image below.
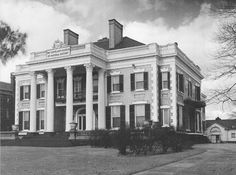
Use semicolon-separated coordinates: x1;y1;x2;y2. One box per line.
205;117;236;143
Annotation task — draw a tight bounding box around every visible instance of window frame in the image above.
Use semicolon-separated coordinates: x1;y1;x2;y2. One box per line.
56;78;65;99
188;81;192;97
135;104;145;127
135;72;144;91
177;104;183;129
23;111;30;131
161;108;170;127
231;133;236;138
39;84;45;99
23;85;30;100
73;76;83;99
177;73;184;93
111;75;120;93
161;72;169;90
38;110;45;130
111;105;120;129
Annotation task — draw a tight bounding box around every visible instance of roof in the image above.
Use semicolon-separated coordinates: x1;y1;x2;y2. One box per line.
205;119;236;130
93;36;145;50
0;81;13;91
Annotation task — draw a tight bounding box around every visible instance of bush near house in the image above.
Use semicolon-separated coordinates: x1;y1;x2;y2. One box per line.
89;127;208;155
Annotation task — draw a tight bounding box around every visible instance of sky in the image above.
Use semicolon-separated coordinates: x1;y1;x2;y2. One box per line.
0;0;235;119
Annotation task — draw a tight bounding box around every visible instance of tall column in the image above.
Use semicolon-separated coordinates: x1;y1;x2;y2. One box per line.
98;69;105;129
65;66;74;132
46;69;54;132
30;72;37;132
84;63;94;130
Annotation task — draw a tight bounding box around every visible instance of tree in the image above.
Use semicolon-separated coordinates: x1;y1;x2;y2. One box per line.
207;1;236;105
0;21;27;65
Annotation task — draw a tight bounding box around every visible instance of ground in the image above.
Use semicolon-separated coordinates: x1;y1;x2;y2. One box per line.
1;144;236;175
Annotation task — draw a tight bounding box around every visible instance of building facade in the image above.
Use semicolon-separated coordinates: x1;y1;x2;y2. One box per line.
13;19;205;134
0;81;14;131
205;118;236;143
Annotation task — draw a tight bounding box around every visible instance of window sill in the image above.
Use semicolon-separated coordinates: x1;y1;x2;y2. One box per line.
111;91;121;94
178;90;184;94
135;89;145;92
162;125;170;127
22;99;30;101
111;127;120;130
161;88;170;91
39;97;45;100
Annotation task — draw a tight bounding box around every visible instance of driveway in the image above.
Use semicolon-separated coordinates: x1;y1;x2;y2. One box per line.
134;144;236;175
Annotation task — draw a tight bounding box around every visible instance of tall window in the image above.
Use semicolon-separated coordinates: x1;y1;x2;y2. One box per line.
195;86;200;101
135;104;145;127
162;72;170;89
93;74;98;93
37;110;44;130
20;85;30;100
112;75;120;92
196;112;201;132
177;105;183;129
231;133;236;138
188;81;192;97
37;84;45;98
111;106;120;128
23;111;30;130
135;73;144;90
177;73;184;92
57;78;65;99
73;77;82;99
162;108;170;126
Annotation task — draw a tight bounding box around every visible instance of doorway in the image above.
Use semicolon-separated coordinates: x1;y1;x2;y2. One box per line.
76;114;86;130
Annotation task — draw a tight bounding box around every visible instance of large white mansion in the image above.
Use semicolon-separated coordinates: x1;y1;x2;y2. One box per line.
13;19;205;134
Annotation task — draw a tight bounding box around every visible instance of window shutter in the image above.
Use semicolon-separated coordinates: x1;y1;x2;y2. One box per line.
20;86;23;100
129;105;135;129
199;114;201;132
106;106;111;129
107;76;111;93
28;85;31;99
120;105;126;129
144;72;148;90
64;77;66;98
28;111;30;130
145;104;150;121
119;75;124;92
37;84;40;99
130;74;135;91
168;72;170;89
159;72;162;90
182;76;184;93
36;111;40;130
19;112;23;131
177;105;179;130
176;73;179;91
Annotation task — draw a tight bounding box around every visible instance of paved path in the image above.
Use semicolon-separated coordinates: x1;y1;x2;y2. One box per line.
133;144;236;175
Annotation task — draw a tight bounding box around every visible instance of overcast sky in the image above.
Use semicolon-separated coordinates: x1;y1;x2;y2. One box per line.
0;0;235;119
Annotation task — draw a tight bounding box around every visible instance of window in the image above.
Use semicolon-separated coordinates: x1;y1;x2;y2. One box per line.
177;105;183;129
111;106;120;128
135;73;144;90
23;111;30;130
188;81;192;97
74;77;83;99
177;73;184;92
231;133;236;138
161;108;170;126
37;110;44;130
93;74;98;93
195;86;200;101
196;112;201;132
135;104;145;127
57;78;65;99
37;84;45;99
112;75;120;92
20;85;30;100
162;72;170;89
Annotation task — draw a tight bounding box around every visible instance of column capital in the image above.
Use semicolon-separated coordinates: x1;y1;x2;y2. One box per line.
29;71;36;77
46;69;55;74
84;63;95;72
98;68;106;74
64;66;74;72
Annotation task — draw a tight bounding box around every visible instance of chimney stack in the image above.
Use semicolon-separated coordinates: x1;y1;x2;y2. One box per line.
109;19;123;49
63;29;79;45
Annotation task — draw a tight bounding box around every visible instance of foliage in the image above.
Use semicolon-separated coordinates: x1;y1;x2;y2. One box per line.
0;21;27;65
89;127;209;155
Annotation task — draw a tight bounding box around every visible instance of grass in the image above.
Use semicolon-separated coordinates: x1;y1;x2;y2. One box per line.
1;146;205;175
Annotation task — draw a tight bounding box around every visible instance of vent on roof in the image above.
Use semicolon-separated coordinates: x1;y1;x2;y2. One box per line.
109;19;123;49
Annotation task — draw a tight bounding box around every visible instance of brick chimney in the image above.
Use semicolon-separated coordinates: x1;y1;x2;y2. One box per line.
63;29;79;45
109;19;123;49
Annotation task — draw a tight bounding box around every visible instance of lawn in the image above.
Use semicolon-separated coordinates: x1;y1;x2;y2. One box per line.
1;146;205;175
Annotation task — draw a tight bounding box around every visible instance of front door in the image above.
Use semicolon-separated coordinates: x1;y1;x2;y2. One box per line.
76;114;86;131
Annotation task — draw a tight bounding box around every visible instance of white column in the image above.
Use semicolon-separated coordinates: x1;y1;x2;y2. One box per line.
14;78;19;125
30;72;37;132
46;69;54;132
171;62;177;129
84;63;94;130
65;66;74;132
152;61;158;122
98;69;105;129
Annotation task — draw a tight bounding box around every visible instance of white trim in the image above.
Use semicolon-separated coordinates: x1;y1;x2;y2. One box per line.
19;109;30;112
109;102;122;106
177;102;184;106
160;67;170;72
111;91;121;94
132;101;147;105
133;68;145;73
110;71;120;76
195;83;200;87
160;105;170;109
135;89;145;92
